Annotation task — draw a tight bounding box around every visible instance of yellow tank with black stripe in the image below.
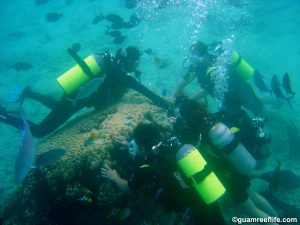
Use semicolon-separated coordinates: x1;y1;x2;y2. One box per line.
57;55;102;95
176;144;226;204
231;51;254;80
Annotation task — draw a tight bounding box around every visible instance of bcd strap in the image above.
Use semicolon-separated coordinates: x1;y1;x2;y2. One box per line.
232;52;242;68
67;48;95;78
223;136;240;155
190;164;212;184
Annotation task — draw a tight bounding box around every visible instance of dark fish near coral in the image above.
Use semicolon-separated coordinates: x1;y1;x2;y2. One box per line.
36;148;66;167
45;12;63;22
253;70;271;95
282;72;295;96
9;62;33;71
15;109;35;183
271;74;292;107
113;35;126;44
92;15;104;24
71;43;81;53
35;0;51;5
105;29;121;38
261;168;300;189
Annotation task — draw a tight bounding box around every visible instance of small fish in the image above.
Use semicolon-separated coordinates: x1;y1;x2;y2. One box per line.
271;74;292;107
113;35;126;44
78;196;93;203
92;15;104;24
71;43;81;53
154;56;168;69
105;14;124;24
36;148;66;167
45;12;63;22
105;29;121;38
15;110;35;183
253;70;271;95
80;187;93;196
282;72;295;96
124;14;142;29
35;0;50;5
9;62;33;71
144;48;153;55
161;86;168;96
67;77;105;107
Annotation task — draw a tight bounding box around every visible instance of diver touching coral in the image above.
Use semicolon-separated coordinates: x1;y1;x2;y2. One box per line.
0;46;169;138
174;41;263;115
103;123;227;225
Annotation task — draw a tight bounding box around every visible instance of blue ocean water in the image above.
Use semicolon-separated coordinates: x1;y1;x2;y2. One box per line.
0;0;300;222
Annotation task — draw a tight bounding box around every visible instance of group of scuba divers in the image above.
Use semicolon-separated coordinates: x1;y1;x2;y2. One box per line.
0;41;284;224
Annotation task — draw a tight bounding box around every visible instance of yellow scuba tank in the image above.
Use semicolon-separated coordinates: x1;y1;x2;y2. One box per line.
176;144;226;204
231;51;254;80
209;123;257;175
57;53;102;95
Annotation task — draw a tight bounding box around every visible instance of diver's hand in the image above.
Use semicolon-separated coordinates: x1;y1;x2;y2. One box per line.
114;136;129;150
101;164;119;181
101;164;129;192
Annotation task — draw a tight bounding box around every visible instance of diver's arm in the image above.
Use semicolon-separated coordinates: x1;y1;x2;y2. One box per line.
121;75;169;109
174;67;197;98
174;79;189;98
101;164;129;192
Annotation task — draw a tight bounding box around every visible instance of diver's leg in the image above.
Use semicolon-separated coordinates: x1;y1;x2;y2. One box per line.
237;197;278;224
21;87;59;109
1;99;85;138
248;190;278;217
31;99;86;138
0;110;40;134
121;75;169;109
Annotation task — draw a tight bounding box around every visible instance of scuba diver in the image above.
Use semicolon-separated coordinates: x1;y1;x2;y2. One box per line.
174;41;264;115
102;123;227;225
102;122;278;224
0;46;169;138
171;96;271;168
168;98;278;223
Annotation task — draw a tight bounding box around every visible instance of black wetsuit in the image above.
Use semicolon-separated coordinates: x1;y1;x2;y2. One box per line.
127;143;226;225
1;52;169;138
183;54;263;115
